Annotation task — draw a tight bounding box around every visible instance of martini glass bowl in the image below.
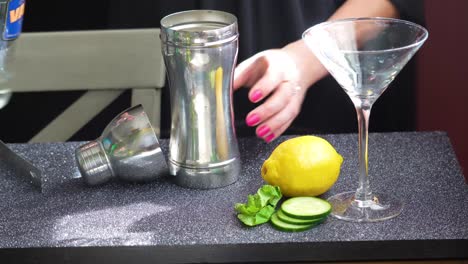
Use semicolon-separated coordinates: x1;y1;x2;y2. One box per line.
303;17;428;222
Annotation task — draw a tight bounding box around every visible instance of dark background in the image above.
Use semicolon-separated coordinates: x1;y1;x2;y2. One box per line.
0;0;417;139
0;0;467;178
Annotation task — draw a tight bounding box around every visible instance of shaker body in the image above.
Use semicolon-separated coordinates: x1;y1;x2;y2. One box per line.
161;10;241;189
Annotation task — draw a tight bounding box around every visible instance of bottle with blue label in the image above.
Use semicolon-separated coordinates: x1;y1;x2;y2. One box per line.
0;0;25;109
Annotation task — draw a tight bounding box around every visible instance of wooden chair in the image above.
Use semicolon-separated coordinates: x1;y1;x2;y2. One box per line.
6;28;165;142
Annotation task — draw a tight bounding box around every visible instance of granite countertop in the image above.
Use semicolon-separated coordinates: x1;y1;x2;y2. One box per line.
0;131;467;263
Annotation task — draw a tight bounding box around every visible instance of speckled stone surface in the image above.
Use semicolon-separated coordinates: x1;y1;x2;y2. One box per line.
0;132;467;262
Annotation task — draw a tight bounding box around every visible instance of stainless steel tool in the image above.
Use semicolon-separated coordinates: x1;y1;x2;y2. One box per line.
75;105;168;185
160;10;241;189
0;139;42;189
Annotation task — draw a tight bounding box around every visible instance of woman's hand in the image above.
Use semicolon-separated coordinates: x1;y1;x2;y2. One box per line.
234;49;307;142
233;0;398;143
234;40;328;143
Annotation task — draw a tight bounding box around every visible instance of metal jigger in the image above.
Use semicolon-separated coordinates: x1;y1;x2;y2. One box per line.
75;105;168;185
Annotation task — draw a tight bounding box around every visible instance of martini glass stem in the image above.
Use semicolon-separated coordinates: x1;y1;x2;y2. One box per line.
354;104;373;205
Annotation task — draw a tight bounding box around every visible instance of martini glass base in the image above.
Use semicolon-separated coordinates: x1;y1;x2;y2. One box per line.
327;191;403;222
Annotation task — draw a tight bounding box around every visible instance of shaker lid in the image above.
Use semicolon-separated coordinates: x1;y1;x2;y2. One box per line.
160;10;238;47
75;105;169;186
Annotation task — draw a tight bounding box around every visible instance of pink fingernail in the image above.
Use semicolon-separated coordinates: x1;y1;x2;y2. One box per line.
265;133;275;143
257;126;270;137
246;114;260;126
250;90;263;103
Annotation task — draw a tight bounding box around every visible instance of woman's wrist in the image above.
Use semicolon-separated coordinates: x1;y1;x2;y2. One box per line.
281;39;329;91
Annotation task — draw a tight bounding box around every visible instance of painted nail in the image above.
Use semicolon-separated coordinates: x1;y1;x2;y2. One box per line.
265;133;275;143
250;90;263;103
257;126;270;137
246;114;260;126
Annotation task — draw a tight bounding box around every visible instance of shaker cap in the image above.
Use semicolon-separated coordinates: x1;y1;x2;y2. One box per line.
75;105;168;185
160;10;238;47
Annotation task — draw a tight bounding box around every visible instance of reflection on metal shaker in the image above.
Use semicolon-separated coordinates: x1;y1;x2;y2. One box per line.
160;10;241;189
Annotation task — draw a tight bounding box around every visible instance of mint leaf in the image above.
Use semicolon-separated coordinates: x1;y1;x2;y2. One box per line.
257;185;282;207
237;214;256;227
248;194;262;210
237;205;276;226
235;194;262;216
255;205;275;224
234;204;252;216
235;185;282;227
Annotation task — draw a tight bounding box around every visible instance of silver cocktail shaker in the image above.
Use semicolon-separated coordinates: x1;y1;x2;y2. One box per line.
160;10;241;189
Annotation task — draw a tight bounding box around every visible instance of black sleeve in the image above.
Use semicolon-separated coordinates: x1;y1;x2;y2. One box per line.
389;0;425;25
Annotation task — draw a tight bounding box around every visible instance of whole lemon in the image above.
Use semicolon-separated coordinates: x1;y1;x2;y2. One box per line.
261;136;343;197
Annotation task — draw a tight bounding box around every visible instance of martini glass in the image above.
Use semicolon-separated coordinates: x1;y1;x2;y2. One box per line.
303;17;428;222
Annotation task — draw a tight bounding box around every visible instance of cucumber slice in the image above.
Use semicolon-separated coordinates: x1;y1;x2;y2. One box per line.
281;197;331;220
270;212;314;232
276;209;325;225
